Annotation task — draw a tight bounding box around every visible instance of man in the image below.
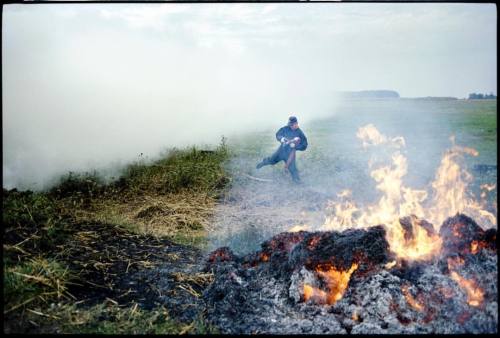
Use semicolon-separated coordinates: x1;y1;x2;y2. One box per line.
256;116;308;183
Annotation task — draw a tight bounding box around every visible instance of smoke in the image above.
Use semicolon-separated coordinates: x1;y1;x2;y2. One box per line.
2;3;496;191
2;4;336;190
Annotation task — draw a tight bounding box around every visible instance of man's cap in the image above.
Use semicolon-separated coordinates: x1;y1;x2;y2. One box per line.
288;116;298;126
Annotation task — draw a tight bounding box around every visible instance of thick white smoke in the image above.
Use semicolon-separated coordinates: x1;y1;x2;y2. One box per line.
2;3;496;190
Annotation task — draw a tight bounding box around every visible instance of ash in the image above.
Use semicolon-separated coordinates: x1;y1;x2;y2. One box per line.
203;214;497;334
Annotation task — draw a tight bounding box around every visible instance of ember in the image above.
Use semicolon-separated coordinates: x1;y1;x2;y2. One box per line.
384;260;397;269
207;247;235;264
401;284;425;312
449;271;485;307
259;252;269;262
470;240;489;254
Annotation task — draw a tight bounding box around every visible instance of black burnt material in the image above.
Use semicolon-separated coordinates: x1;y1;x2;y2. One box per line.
288;225;391;274
440;213;497;255
206;246;237;265
391;259;428;282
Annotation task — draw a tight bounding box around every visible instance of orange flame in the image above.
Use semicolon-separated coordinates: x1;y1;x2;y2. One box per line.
384;260;397;269
427;139;496;230
260;252;269;262
387;218;442;261
449;271;484;307
303;263;358;305
470;241;479;254
319;125;496;262
470;240;489;254
402;285;425;312
303;284;328;304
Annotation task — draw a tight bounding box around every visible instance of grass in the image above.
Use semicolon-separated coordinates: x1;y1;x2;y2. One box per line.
6;301;219;334
3;137;230;333
78;191;217;247
45;137;230;241
57;303;218;334
446;100;497;166
49;137;230;200
3;257;75;314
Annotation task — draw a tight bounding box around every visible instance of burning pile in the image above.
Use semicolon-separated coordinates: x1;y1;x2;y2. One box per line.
203;214;496;334
202;125;497;334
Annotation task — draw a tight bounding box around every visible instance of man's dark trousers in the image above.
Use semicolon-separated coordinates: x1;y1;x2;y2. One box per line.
260;145;300;182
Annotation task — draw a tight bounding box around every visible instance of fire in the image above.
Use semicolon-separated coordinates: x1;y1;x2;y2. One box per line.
401;285;425;312
386;218;442;261
447;255;485;307
322;190;360;231
427;139;496;230
470;241;479;254
480;183;496;200
306;236;322;250
449;271;484;307
356;123;405;149
384;260;397;269
288;224;310;233
470;240;489;254
260;252;269;262
319;125;496;262
303;263;358;305
303;284;327;304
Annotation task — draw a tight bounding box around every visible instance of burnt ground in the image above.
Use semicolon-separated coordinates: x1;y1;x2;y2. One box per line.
3;221;209;333
58;223;207;317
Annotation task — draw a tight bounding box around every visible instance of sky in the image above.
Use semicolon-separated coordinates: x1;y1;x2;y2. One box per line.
2;2;497;190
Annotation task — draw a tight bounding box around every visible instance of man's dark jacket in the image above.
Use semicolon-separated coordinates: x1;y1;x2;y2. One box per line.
276;126;308;151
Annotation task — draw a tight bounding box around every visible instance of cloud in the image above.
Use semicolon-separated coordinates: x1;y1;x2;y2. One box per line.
100;3;191;31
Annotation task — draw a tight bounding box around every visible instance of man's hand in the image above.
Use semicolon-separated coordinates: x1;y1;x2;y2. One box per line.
281;137;288;143
293;137;301;143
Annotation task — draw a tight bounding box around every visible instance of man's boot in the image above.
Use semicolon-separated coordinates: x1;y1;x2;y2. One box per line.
256;160;266;169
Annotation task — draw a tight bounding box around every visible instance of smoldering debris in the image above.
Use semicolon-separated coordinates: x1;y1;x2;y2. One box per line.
202;214;497;334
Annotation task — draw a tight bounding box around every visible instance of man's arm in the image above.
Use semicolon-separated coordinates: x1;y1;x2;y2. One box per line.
296;130;308;151
276;127;287;143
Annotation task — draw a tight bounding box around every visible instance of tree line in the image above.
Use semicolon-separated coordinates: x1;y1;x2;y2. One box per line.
468;92;497;99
